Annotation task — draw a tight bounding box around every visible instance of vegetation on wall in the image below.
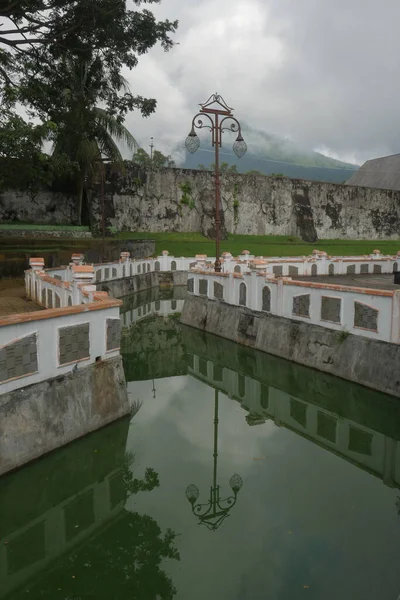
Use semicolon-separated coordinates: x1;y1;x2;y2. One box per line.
233;183;240;229
179;181;195;212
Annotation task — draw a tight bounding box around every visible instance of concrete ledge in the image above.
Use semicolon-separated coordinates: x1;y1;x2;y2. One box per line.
0;356;129;476
180;295;400;398
0;229;92;239
97;271;188;298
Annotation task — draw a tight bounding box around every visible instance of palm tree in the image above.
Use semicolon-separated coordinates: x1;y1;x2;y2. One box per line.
52;57;138;224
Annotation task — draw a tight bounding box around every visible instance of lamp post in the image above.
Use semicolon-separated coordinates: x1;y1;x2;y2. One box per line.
150;137;154;163
185;390;243;530
185;93;247;272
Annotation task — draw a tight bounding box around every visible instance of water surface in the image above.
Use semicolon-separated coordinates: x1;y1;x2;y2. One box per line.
1;289;400;599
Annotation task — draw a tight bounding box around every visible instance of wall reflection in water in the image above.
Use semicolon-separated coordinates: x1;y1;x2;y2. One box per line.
0;419;179;600
183;328;400;493
122;292;400;497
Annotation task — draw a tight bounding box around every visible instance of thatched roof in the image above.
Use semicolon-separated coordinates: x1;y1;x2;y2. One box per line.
346;153;400;190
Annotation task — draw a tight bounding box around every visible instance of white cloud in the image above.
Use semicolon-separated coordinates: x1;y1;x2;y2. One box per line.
122;0;400;165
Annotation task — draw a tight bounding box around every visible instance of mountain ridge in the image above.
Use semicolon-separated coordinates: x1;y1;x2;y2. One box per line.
177;126;359;183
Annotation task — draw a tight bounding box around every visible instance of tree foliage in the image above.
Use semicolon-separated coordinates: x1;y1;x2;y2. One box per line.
0;0;178;220
133;147;175;169
12;461;180;600
1;0;178;110
49;56;139;221
0;109;75;193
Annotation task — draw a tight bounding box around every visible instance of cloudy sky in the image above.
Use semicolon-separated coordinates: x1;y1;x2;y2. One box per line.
123;0;400;166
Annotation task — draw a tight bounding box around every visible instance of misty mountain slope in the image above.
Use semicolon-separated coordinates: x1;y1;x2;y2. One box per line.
177;126;359;183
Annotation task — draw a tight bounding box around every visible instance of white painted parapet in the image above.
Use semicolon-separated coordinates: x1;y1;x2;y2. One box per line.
37;248;400;286
187;269;400;344
3;256;124;395
0;296;122;395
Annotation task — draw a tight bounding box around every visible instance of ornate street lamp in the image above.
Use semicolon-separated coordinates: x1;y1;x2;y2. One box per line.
185;94;247;272
185;390;243;530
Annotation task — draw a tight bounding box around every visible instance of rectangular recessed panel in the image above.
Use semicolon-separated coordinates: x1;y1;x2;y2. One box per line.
373;264;382;274
105;268;110;279
290;398;307;428
273;265;283;276
360;264;369;274
292;294;310;317
64;489;94;542
7;521;45;575
288;265;298;275
112;268;117;278
199;279;208;295
213;364;223;382
0;333;38;382
106;319;121;351
317;412;337;443
260;384;269;409
346;264;356;274
354;302;378;331
239;283;247;306
348;426;372;455
199;358;208;377
214;281;224;299
321;296;341;323
59;323;90;365
187;278;194;293
262;286;271;312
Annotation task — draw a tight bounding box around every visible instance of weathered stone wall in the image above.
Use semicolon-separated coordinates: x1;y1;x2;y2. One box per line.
180;295;400;398
89;167;400;241
3;167;400;240
0;189;77;225
0;356;129;476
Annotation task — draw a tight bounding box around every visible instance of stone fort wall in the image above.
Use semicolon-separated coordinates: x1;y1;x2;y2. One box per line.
2;167;400;241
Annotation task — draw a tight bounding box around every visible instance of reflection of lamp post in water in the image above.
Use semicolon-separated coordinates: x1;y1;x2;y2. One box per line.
185;389;243;530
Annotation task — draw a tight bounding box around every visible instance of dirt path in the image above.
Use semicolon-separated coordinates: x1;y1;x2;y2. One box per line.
0;278;42;316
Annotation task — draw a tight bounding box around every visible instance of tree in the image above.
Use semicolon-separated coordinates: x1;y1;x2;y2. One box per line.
12;461;180;600
50;56;138;223
0;1;178;221
132;147;175;168
0;1;178;111
0;108;74;193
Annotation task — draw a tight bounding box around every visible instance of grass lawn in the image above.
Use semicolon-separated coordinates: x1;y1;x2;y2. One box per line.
115;232;400;258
